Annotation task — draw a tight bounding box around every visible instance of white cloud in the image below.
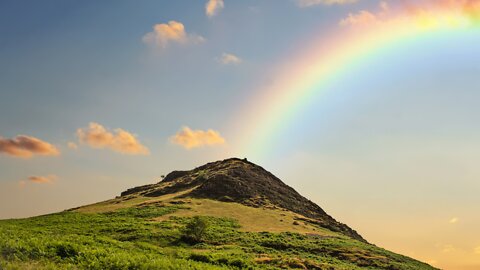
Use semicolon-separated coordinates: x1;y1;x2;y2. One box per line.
142;21;205;48
206;0;224;17
217;53;242;65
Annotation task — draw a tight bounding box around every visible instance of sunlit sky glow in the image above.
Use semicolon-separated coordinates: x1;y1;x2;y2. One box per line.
1;1;479;269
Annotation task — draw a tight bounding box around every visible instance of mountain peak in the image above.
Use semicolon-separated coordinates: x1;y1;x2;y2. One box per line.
120;158;365;242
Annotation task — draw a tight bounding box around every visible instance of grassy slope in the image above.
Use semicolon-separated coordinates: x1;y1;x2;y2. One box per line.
0;194;438;270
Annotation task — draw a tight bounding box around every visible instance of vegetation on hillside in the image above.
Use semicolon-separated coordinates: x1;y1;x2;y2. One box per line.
0;202;437;270
0;159;439;269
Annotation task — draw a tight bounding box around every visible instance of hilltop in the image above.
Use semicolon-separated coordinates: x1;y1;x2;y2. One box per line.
0;158;438;270
120;158;363;242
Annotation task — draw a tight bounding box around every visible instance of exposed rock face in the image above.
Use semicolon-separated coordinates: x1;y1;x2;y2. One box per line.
120;158;365;242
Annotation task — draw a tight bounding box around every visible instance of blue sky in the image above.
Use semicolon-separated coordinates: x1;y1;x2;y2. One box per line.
1;1;480;269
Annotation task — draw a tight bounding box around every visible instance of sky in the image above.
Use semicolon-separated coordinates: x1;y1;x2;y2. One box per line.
1;0;480;269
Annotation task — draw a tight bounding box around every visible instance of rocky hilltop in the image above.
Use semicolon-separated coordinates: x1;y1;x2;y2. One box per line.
121;157;364;242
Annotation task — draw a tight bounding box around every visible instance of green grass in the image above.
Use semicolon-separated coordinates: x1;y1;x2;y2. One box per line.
0;203;437;269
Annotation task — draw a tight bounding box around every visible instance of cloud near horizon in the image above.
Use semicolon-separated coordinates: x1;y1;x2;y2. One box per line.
19;175;58;187
77;122;149;155
297;0;357;8
170;127;226;149
142;21;205;49
441;244;456;253
206;0;224;17
28;175;57;184
0;135;60;158
449;217;459;224
217;53;242;65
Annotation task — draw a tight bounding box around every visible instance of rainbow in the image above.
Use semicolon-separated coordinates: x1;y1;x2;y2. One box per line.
232;1;480;160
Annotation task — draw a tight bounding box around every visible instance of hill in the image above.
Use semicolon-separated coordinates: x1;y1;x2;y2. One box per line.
120;158;363;242
0;158;438;270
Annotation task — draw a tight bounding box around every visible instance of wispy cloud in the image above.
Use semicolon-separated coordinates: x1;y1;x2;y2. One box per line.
340;1;388;26
297;0;357;8
142;21;205;49
28;175;57;184
67;142;78;149
475;246;480;254
77;122;149;155
0;135;60;158
206;0;224;17
340;10;378;26
449;217;459;224
442;244;456;253
19;175;58;187
217;52;242;65
170;126;226;149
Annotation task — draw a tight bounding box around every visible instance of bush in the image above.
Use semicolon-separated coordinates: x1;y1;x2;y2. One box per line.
229;258;249;268
0;245;18;260
51;242;79;259
182;216;209;244
189;253;212;263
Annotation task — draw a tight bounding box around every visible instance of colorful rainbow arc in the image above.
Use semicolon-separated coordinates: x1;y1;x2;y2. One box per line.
231;4;480;160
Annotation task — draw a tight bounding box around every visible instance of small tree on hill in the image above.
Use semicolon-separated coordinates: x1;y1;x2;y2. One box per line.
183;216;209;244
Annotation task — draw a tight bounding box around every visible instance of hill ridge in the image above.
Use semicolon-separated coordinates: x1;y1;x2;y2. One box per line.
120;157;365;242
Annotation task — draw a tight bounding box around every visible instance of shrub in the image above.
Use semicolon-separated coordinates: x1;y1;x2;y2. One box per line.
0;245;18;260
229;258;249;268
194;170;209;182
182;216;209;244
189;253;212;263
51;242;79;259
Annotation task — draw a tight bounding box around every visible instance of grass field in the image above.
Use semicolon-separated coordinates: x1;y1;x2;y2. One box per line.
0;195;437;270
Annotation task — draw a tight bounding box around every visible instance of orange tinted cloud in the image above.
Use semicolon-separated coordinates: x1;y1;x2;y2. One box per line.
28;175;57;184
340;0;480;28
0;135;60;158
170;126;226;149
206;0;224;17
142;21;205;48
464;0;480;20
77;122;149;155
297;0;357;7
